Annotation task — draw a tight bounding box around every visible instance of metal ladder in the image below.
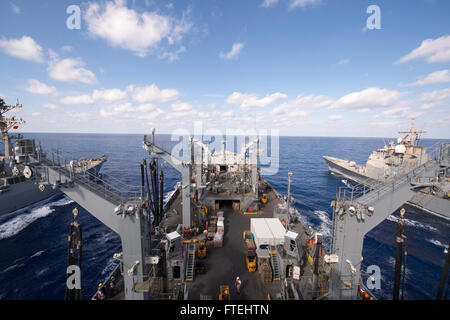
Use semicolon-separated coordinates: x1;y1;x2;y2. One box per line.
185;242;196;281
270;246;281;281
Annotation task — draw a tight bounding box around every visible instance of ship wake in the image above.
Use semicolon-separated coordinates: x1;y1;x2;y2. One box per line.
0;197;74;240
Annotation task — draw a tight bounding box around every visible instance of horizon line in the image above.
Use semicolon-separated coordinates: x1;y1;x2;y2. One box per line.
15;131;450;140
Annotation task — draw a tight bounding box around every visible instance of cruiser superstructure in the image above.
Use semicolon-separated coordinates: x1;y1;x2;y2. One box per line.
323;118;450;219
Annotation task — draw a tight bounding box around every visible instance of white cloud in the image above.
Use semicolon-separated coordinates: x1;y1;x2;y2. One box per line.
92;89;127;103
60;88;126;105
84;0;192;57
269;93;332;122
289;0;322;9
329;87;409;110
60;94;95;105
100;102;163;120
328;114;343;121
396;35;450;64
368;120;402;128
127;84;179;103
0;36;44;63
11;3;21;14
171;101;193;112
48;58;97;85
220;43;245;60
59;84;178;106
401;69;450;87
419;88;450;109
43;104;58;110
158;46;186;62
67;111;93;122
373;106;425;120
375;107;410;119
226;92;287;111
338;58;350;65
261;0;280;8
31;112;42;117
60;45;73;53
290;94;334;109
26;79;58;96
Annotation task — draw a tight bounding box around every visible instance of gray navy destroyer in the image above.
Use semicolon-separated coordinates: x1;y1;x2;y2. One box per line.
22;125;450;301
0;98;107;218
323;118;450;220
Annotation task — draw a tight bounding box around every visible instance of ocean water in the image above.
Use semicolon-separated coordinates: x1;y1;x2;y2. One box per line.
0;134;448;300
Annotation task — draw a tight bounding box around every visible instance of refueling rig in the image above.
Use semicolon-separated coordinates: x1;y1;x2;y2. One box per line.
30;132;450;300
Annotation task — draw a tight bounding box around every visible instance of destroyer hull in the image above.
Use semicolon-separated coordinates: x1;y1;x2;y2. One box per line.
323;156;378;186
0;180;60;217
0;159;106;218
323;156;450;220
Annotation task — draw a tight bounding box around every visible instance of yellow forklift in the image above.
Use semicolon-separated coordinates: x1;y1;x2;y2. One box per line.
261;193;268;205
219;285;230;300
246;250;257;272
243;230;257;272
197;239;206;259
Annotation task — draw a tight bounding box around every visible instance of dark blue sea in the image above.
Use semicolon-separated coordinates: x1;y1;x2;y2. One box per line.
0;134;448;300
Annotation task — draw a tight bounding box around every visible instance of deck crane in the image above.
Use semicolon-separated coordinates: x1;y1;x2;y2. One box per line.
143;130;193;229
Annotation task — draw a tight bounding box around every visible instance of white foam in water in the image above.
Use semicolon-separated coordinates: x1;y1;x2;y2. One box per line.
2;263;25;273
427;239;448;253
387;214;438;232
0;197;74;240
30;250;46;259
163;183;181;204
100;257;118;277
314;210;332;238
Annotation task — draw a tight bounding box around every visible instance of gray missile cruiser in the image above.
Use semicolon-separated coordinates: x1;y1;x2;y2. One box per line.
0;98;107;218
323;118;450;220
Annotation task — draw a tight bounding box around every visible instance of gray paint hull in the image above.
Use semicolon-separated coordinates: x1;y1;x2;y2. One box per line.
0;159;106;218
324;157;450;220
0;180;61;217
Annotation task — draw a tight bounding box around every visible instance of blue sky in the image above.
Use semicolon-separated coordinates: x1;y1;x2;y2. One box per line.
0;0;449;138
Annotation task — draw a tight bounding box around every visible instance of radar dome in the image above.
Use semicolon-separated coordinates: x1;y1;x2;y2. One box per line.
395;144;406;154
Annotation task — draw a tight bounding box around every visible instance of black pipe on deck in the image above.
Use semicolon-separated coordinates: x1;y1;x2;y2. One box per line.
150;158;159;226
312;234;322;300
393;211;405;300
159;164;164;224
140;162;145;200
436;243;450;300
65;210;82;300
143;160;152;208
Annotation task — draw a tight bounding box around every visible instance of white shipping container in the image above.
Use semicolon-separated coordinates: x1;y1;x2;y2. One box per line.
265;218;286;246
250;218;273;249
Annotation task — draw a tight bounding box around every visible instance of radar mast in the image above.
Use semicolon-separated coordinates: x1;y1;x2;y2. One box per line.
0;98;25;163
398;118;426;147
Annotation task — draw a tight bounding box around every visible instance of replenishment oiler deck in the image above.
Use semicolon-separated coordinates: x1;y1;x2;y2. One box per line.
103;177;320;300
30;132;449;301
